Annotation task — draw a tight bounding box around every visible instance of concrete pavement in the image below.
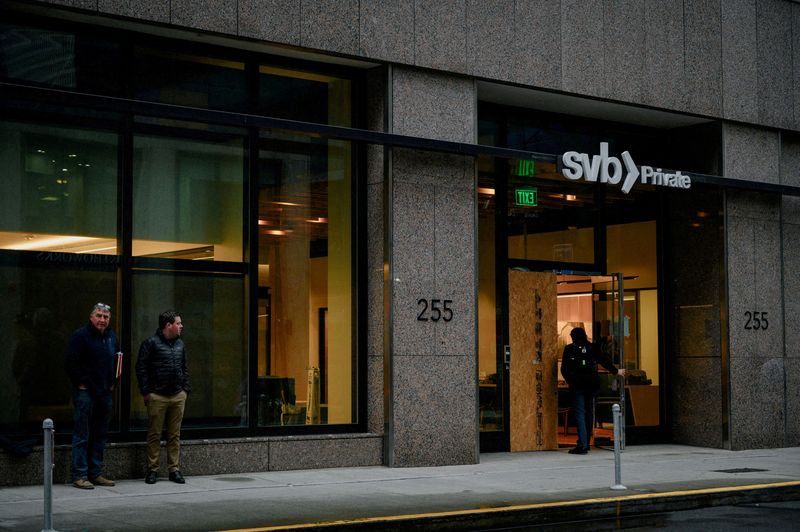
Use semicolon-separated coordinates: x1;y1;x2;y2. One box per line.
1;444;799;531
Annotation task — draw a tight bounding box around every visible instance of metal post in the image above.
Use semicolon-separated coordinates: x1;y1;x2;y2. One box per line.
617;274;626;450
42;418;55;532
610;404;626;490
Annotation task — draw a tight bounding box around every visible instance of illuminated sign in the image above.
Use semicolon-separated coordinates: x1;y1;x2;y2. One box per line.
560;142;691;194
515;187;538;207
516;159;535;177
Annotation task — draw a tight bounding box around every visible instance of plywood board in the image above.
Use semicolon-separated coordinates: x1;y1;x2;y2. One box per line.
508;270;558;451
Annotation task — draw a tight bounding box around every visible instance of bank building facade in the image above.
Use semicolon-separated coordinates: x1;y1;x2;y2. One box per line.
0;0;798;485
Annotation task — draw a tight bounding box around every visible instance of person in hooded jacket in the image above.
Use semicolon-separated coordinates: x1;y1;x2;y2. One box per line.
65;303;120;489
560;326;625;455
136;310;189;484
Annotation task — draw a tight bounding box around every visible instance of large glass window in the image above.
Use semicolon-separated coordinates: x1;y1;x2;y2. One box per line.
0;120;118;254
132;130;244;261
0;13;361;441
0;263;118;435
256;132;354;426
130;270;246;430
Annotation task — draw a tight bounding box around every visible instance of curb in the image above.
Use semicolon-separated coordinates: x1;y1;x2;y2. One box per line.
225;481;800;531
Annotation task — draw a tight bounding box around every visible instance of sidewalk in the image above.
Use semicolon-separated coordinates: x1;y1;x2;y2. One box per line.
1;444;799;531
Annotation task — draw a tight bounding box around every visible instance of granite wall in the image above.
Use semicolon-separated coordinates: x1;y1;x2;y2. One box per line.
383;66;478;467
0;434;382;487
780;132;800;447
723;123;787;449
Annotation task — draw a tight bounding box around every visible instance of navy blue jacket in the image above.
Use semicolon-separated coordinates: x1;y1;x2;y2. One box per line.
65;323;119;396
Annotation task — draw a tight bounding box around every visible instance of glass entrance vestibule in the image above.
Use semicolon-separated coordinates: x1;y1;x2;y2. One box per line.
478;155;674;451
475;100;738;453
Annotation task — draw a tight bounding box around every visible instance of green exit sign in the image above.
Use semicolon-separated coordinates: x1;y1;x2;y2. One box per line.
516;159;535;177
515;187;538;207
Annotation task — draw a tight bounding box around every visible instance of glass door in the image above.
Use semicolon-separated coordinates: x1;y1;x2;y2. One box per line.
592;273;626;447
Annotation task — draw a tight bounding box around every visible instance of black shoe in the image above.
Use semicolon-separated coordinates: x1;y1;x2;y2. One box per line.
169;470;185;484
145;471;157;484
568;446;588;455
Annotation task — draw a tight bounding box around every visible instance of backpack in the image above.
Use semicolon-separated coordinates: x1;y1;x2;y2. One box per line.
570;344;597;377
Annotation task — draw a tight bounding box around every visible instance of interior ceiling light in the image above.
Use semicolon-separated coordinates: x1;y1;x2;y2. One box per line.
306;217;328;223
477;187;495;196
263;229;292;236
257;219;270;225
566;194;577;201
5;235;97;250
76;246;117;254
272;201;302;207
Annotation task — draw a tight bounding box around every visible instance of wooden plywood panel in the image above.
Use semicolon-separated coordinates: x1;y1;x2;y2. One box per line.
508;271;558;451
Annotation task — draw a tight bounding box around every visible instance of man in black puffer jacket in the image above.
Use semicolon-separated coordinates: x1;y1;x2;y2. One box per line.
560;327;624;455
136;310;189;485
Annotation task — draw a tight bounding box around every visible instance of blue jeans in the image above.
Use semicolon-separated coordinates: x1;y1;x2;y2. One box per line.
572;390;595;450
71;389;112;481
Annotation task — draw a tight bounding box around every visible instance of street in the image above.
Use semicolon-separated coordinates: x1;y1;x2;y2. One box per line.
487;501;800;531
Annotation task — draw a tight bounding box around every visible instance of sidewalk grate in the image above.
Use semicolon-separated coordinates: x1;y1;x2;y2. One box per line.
712;468;769;473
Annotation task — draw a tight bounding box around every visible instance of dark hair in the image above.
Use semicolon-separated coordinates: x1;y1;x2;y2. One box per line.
159;310;180;330
569;327;588;345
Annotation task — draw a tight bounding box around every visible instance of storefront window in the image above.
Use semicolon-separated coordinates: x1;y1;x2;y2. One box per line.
1;15;361;440
133;47;246;112
130;270;246;430
0;263;118;435
477;155;502;433
256;132;354;426
132;131;244;261
0;120;118;254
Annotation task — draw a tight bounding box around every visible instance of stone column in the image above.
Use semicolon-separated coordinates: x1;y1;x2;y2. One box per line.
780;132;800;447
723;123;785;449
383;66;478;466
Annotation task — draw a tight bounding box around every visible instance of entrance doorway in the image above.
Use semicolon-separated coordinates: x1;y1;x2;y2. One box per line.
477;155;665;452
554;273;627;449
499;271;629;451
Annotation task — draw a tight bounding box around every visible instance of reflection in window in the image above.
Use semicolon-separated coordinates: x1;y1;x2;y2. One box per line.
257;132;353;426
0;23;121;95
477;156;503;432
0;120;118;254
507;165;595;264
130;270;246;429
0;264;117;435
259;65;351;127
132;133;244;261
133;48;246;112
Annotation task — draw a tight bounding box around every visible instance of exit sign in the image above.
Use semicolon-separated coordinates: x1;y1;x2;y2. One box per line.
515;187;538;207
516;159;535;177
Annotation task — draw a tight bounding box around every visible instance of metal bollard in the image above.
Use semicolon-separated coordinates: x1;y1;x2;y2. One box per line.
610;404;627;491
42;418;55;532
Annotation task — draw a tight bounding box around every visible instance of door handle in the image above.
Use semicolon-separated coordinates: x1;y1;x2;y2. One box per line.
504;345;511;369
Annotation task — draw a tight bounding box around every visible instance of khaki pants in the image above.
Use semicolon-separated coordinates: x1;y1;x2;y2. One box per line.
146;391;186;472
